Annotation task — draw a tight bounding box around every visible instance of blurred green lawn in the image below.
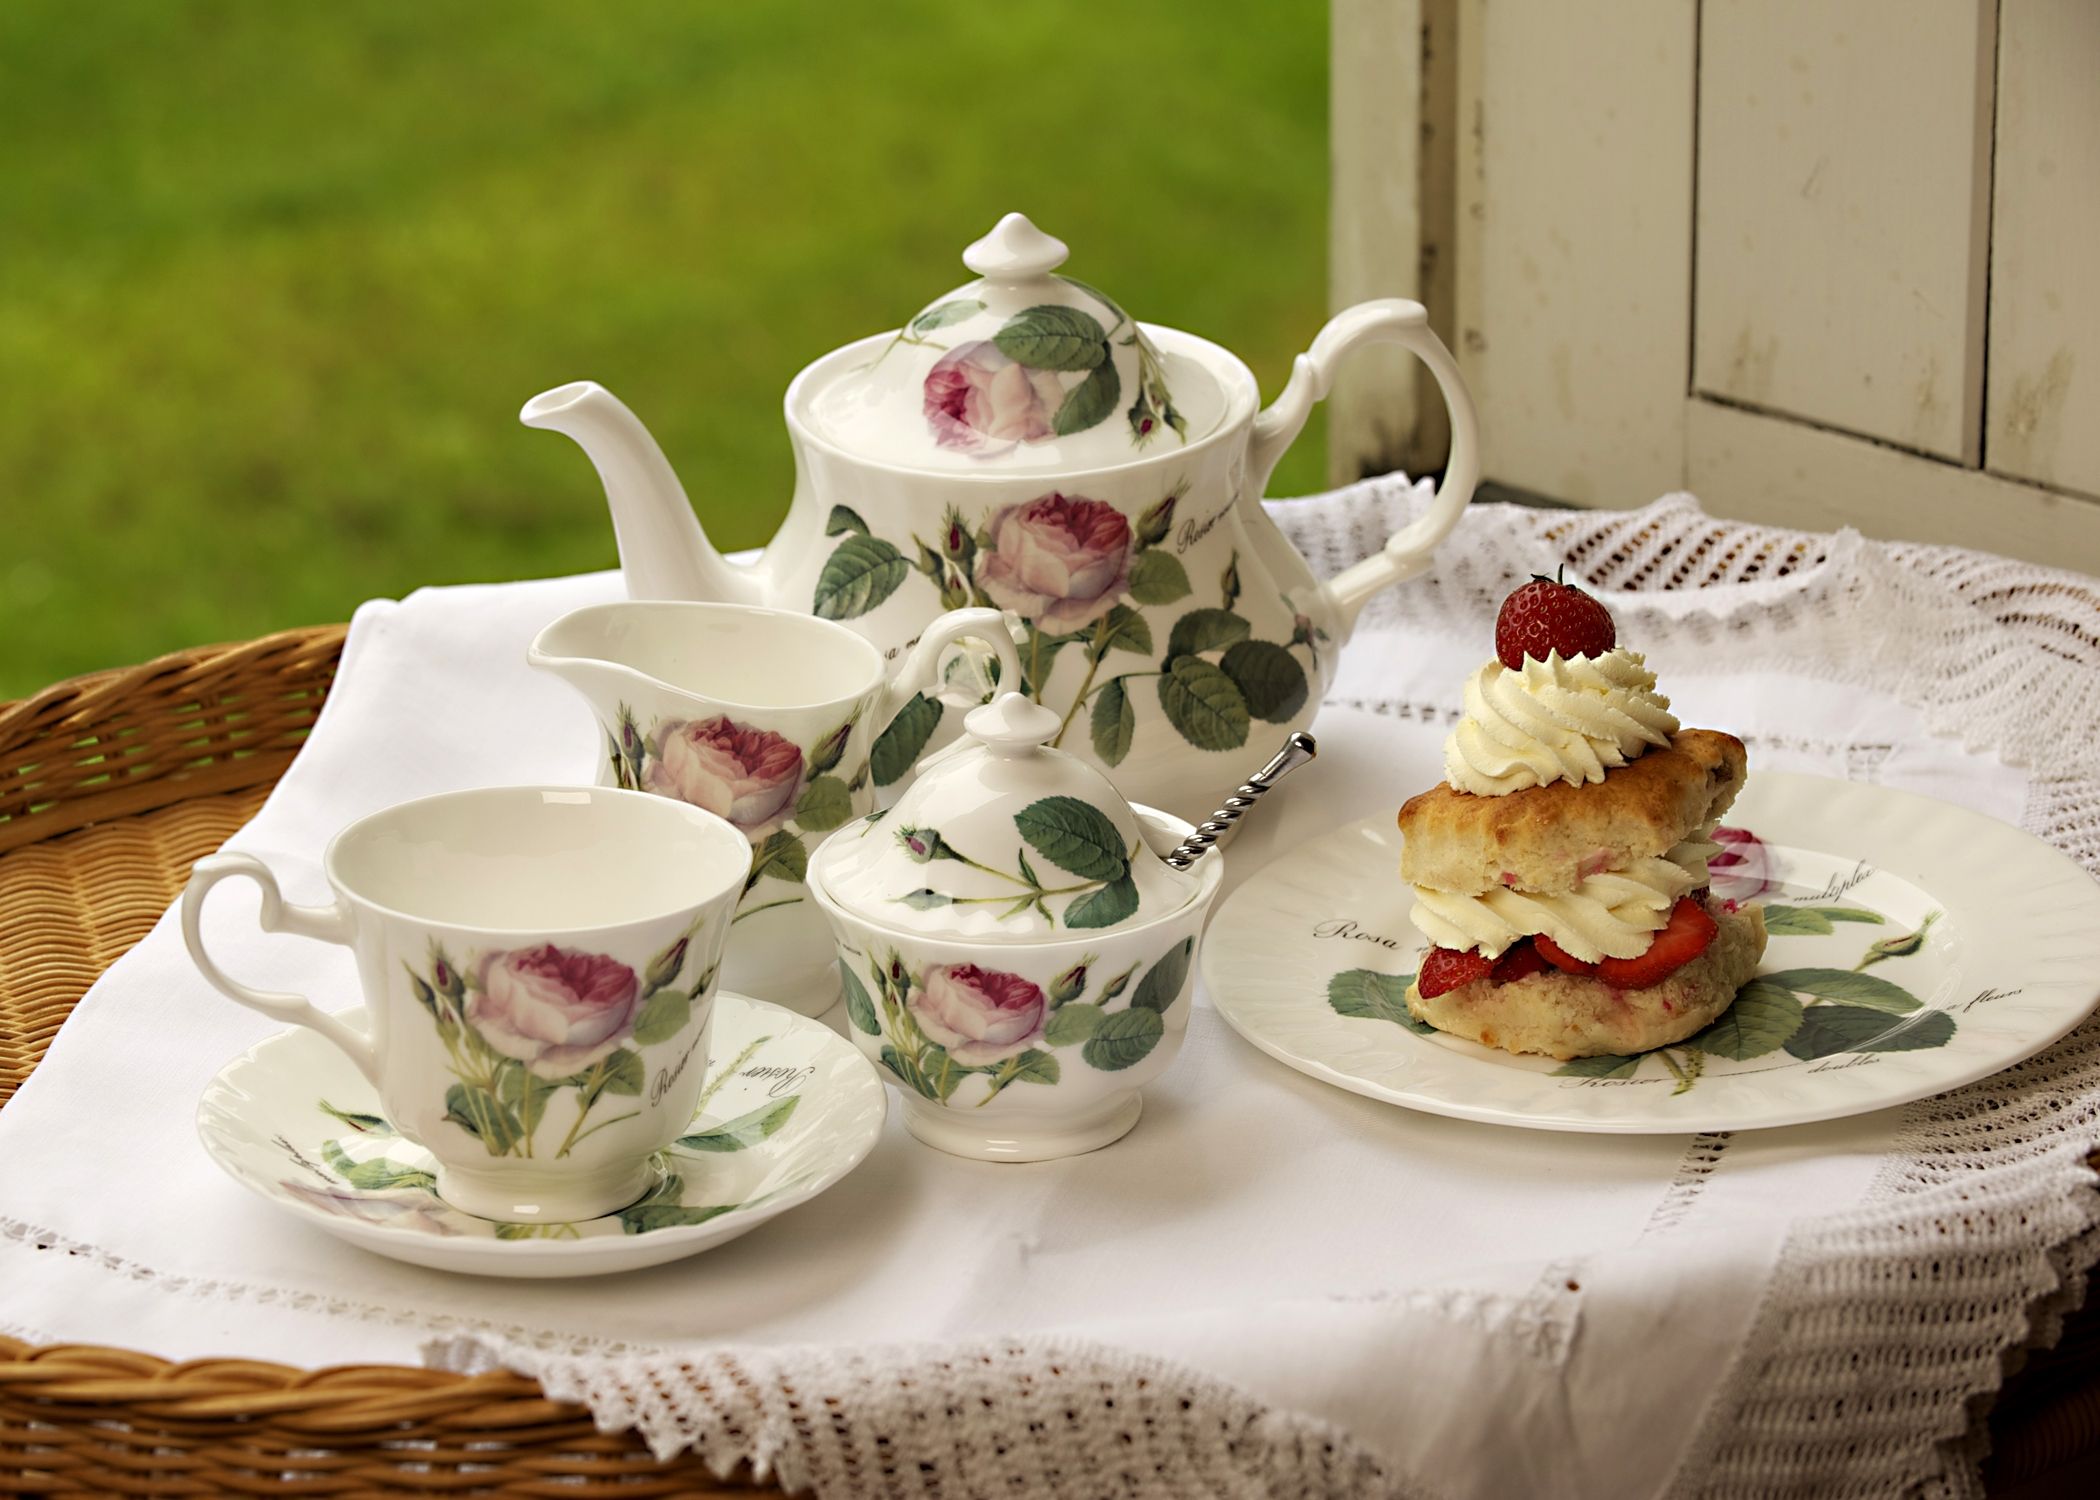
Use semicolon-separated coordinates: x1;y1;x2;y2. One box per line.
1;0;1330;698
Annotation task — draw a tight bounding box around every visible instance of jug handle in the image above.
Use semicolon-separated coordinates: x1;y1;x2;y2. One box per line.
876;607;1025;727
1246;299;1479;639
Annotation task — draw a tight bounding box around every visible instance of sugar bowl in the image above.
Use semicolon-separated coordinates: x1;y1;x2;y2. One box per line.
807;693;1224;1160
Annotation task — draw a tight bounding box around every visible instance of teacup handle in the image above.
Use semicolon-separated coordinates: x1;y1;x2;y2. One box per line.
877;606;1024;723
1247;298;1480;640
181;853;379;1084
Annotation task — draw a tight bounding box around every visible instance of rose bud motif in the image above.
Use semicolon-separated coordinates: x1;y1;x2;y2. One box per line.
1707;827;1774;902
942;512;976;566
433;955;465;1004
1135;491;1178;548
897;826;956;863
406;967;439;1016
469;945;640;1079
909;963;1048;1066
645;716;805;839
923;341;1066;454
1049;961;1090;1007
646;936;689;993
1859;911;1940;969
888;956;910;991
977;493;1135;634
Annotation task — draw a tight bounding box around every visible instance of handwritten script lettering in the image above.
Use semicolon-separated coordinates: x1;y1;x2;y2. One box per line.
1311;918;1405;951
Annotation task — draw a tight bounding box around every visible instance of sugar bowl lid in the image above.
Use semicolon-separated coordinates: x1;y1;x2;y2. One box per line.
805;213;1226;472
810;692;1200;941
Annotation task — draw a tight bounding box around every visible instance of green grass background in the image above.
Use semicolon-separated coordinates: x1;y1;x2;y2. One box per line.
1;0;1330;698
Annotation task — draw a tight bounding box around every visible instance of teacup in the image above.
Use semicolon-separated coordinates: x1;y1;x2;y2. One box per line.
529;601;1022;1014
181;786;749;1223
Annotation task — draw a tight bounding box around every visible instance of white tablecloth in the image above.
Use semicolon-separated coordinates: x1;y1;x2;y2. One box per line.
2;485;2095;1499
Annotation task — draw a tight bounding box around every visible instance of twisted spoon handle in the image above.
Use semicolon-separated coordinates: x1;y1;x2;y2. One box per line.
1164;732;1319;869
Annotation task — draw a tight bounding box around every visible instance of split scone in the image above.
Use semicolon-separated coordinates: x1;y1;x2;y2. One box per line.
1400;576;1768;1060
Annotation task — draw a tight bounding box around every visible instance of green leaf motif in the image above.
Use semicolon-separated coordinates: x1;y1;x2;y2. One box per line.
1053;362;1121;435
1014;795;1129;882
1167;607;1252;659
825;504;870;537
1064;872;1140;929
1219;639;1309;723
1783;1004;1906;1060
322;1139;437;1193
619;1201;740;1235
841;962;880;1035
1127;549;1193;606
1553;1054;1642;1079
632;987;694;1047
813;535;909;621
1043;1003;1105;1047
1082;1006;1165;1072
911;297;985;333
1010;1049;1062;1086
1158;655;1251;752
1055;275;1129;325
1689;979;1804;1060
1094;603;1154;659
994;304;1109;371
1764;967;1921;1014
675;1096;800;1153
794;775;854;833
1090;678;1136;767
444;1083;522;1155
748;830;809;887
595;1048;646;1099
1760;905;1833;936
1326;968;1432;1033
1132;938;1195;1013
871;693;942;787
1855;1008;1956;1053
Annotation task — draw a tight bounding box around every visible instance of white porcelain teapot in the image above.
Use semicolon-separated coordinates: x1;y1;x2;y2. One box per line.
522;213;1477;822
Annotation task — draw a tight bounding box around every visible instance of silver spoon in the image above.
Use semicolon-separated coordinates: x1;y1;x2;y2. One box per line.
1163;732;1319;869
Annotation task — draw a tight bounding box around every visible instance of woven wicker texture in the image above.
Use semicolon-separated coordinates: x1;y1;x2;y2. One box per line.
0;619;2089;1497
0;632;776;1497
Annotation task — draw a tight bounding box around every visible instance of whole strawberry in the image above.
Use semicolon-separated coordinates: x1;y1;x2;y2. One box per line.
1494;571;1616;669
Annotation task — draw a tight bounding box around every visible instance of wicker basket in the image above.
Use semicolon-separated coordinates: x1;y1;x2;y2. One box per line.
0;629;2092;1496
0;629;774;1496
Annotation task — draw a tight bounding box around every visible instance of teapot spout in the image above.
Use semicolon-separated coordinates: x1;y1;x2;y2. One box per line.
521;381;760;604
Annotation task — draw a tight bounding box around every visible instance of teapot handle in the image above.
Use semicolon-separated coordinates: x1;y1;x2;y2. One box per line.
1247;299;1479;638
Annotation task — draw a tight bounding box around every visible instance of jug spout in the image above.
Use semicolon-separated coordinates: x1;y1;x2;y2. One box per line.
521;381;761;605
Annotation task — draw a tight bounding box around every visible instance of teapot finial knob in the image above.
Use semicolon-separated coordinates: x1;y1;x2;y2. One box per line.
963;213;1068;281
964;692;1061;756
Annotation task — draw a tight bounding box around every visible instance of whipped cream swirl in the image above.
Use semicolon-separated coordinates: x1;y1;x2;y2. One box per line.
1443;649;1679;796
1408;824;1718;963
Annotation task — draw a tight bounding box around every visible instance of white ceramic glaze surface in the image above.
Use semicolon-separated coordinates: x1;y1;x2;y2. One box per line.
1203;774;2100;1133
810;807;1223;1161
518;211;1483;824
813;693;1200;941
197;994;886;1278
181;787;749;1222
529;601;1019;1013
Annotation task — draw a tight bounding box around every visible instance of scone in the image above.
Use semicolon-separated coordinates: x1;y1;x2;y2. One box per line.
1400;574;1768;1060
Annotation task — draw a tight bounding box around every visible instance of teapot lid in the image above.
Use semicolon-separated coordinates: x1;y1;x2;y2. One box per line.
810;692;1200;941
806;213;1227;472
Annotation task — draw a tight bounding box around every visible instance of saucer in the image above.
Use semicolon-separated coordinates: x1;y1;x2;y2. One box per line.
1202;772;2100;1133
198;993;886;1277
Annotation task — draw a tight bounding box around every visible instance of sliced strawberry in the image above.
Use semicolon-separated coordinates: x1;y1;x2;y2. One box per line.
1533;933;1599;976
1595;897;1718;989
1490;940;1552;985
1494;573;1617;669
1417;946;1494;998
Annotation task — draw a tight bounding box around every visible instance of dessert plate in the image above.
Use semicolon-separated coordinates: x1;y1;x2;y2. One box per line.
1203;773;2100;1133
199;993;886;1276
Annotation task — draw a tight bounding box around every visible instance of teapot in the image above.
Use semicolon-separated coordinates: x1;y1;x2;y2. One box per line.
521;213;1477;823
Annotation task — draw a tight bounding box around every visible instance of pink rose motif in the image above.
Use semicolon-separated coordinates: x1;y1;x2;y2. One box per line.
470;945;640;1079
1708;826;1774;903
646;716;804;839
924;340;1066;454
978;493;1134;634
909;963;1047;1066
